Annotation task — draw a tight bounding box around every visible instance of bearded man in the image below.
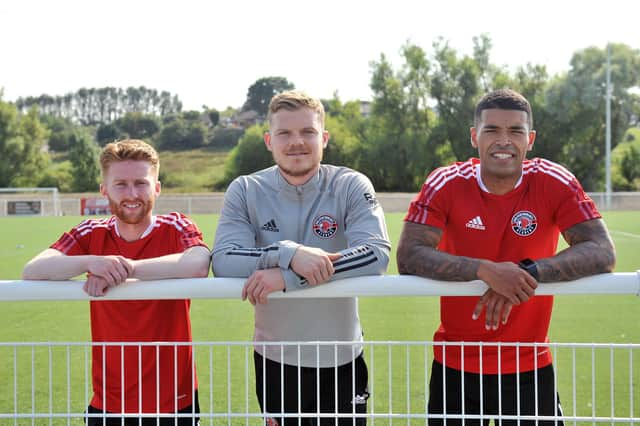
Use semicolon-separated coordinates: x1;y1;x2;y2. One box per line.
23;139;210;425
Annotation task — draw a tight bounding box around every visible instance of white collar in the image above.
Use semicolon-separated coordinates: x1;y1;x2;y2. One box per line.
475;164;523;194
114;215;156;240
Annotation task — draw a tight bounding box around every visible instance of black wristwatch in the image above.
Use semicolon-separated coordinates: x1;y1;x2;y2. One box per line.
518;258;539;281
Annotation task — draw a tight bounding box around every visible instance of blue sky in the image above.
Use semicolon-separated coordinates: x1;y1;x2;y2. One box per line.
1;0;638;110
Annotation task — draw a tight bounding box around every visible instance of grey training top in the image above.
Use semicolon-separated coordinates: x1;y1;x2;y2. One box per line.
212;164;391;367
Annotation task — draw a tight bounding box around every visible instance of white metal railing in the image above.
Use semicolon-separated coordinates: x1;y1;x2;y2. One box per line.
1;273;639;301
0;340;638;425
1;274;639;425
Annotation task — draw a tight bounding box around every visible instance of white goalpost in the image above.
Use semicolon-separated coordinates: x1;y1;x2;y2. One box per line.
0;187;61;216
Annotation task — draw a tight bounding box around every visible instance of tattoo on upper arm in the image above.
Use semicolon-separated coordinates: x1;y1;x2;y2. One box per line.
397;222;480;281
539;219;616;282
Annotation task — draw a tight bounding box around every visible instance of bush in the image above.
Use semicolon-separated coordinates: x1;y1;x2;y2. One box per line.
220;123;271;186
156;117;208;150
38;161;74;192
96;123;122;146
322;115;362;168
209;127;245;149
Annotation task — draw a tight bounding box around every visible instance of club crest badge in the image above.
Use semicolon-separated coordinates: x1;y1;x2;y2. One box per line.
312;214;338;239
511;211;537;236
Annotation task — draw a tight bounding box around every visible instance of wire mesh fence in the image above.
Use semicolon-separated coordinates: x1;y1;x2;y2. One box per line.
1;341;638;425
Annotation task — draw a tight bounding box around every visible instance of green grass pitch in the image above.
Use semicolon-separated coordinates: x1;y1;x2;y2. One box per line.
0;212;639;423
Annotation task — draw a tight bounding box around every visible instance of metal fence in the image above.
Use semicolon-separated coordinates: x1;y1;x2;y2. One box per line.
1;341;638;425
1;192;639;216
0;275;638;424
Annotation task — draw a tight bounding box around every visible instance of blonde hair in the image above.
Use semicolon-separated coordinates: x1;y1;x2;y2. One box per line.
100;139;159;177
267;90;325;127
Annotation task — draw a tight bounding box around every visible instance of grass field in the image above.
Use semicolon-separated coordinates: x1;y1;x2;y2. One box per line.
0;212;639;424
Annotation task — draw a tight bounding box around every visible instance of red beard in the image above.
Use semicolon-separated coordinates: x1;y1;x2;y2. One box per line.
108;197;154;224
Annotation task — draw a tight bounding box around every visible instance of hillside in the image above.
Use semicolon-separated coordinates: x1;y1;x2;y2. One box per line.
50;146;233;194
158;147;231;193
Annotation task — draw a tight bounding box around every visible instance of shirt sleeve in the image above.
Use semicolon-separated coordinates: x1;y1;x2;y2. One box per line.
211;178;301;278
50;220;92;255
287;172;391;290
544;162;601;231
169;212;209;250
404;166;450;230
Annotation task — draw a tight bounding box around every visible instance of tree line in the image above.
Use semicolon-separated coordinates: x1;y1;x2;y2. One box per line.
15;87;182;126
225;37;640;191
1;36;640;193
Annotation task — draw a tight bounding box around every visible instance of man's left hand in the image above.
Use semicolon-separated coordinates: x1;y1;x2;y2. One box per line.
290;246;341;285
83;274;112;297
472;289;513;330
242;268;285;305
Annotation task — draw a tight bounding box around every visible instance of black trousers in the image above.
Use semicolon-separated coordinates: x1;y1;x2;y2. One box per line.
85;390;200;426
254;351;369;426
427;361;564;426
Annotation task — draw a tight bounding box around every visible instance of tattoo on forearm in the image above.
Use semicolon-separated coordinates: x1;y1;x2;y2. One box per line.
397;223;480;281
538;219;616;282
410;250;480;281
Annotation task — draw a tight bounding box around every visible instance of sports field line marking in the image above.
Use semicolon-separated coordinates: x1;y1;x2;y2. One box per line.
610;230;640;239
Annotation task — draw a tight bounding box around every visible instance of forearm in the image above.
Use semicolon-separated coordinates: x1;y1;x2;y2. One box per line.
212;240;300;278
397;222;482;281
537;218;616;282
132;246;211;280
331;244;390;280
537;242;615;282
22;251;93;280
397;244;481;281
284;244;390;290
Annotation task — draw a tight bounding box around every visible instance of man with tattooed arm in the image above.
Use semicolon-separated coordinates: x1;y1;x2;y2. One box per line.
397;89;615;426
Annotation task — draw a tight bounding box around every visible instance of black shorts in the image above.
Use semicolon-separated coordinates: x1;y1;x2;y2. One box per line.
84;390;200;426
254;351;369;426
427;361;564;426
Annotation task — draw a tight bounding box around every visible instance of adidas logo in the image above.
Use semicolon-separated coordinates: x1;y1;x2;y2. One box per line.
261;219;279;232
465;216;485;230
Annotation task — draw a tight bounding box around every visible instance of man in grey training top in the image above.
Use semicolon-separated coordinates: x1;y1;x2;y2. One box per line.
212;90;390;425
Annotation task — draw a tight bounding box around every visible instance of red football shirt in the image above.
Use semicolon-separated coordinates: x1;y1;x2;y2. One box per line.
405;158;600;374
51;212;207;413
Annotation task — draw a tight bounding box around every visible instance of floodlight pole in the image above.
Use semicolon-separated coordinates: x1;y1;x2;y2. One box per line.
605;44;612;210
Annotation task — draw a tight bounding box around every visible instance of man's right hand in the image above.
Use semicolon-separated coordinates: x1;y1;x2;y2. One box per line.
476;260;537;305
242;268;285;305
83;275;111;297
86;255;133;287
290;246;342;285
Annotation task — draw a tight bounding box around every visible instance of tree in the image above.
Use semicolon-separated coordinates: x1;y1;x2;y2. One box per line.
209;127;245;148
543;43;640;190
115;112;161;140
612;131;640;190
508;64;563;162
206;108;220;127
221;123;272;187
96;122;122;146
322;94;367;168
364;43;436;191
15;86;182;125
322;115;363;168
40;115;76;152
619;144;640;186
156;112;208;150
243;77;295;116
38;161;73;192
0;99;50;187
68;129;100;192
429;37;486;162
